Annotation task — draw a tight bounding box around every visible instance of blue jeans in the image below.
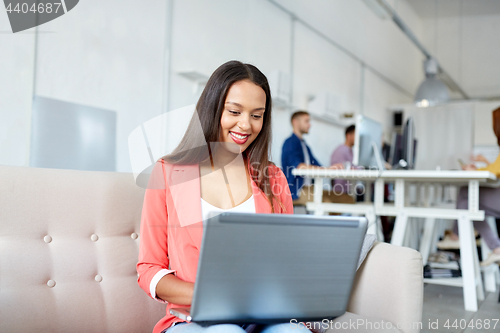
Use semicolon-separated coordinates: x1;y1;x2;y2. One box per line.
165;322;303;333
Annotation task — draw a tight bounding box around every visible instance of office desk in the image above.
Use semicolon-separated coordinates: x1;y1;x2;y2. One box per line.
291;169;382;237
292;168;498;312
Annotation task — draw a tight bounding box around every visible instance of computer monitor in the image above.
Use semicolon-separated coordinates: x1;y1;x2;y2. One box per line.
402;117;416;169
352;115;385;169
389;132;402;166
389;117;417;169
382;142;391;163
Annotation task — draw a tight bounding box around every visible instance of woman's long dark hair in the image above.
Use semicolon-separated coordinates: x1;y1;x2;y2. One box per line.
162;60;283;212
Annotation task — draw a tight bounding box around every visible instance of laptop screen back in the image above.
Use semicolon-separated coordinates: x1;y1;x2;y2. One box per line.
190;213;367;324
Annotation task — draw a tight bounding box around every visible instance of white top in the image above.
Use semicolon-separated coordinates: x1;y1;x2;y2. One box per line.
150;194;256;304
201;195;256;221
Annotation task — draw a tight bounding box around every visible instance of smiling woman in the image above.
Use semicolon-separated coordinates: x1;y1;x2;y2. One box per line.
220;80;266;149
136;60;298;333
162;60;283;212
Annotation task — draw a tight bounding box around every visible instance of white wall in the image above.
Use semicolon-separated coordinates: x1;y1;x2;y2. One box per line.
419;1;500;98
167;0;293;168
0;9;35;166
168;0;424;168
364;70;413;142
1;0;425;171
272;0;425;165
168;0;292;111
292;23;362;166
473;101;500;146
276;0;425;96
389;100;500;170
32;0;168;172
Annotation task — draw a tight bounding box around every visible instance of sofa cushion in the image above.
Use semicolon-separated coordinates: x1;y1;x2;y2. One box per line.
0;166;166;333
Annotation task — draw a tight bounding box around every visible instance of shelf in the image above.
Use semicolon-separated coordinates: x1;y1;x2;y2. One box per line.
177;70;209;83
308;112;354;128
177;70;209;94
423;276;482;288
428;262;460;270
423;277;464;287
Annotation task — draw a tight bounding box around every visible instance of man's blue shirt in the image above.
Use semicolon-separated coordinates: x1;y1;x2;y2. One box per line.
281;133;321;200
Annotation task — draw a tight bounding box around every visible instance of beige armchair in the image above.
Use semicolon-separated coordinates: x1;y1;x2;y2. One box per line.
337;242;424;333
0;166;422;333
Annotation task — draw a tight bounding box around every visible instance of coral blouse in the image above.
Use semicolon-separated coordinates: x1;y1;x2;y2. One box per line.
136;159;293;333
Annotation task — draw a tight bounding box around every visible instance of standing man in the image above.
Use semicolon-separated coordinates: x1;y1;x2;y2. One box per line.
281;111;349;205
330;125;355;196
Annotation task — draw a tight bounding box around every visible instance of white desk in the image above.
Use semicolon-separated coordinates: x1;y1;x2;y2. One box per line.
292;169;382;237
292;168;498;312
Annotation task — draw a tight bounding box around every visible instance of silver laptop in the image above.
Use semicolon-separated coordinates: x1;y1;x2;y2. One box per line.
170;213;367;325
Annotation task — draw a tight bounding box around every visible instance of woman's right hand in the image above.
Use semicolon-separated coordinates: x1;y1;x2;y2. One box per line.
462;164;477;171
155;274;195;305
471;154;489;164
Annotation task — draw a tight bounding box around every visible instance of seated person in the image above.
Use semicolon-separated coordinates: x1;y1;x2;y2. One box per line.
330;124;356;197
438;107;500;266
137;61;299;333
281;111;354;206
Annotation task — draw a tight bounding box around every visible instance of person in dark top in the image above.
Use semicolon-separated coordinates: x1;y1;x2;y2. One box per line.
281;111;353;206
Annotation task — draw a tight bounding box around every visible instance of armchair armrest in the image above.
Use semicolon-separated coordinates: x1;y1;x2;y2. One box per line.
347;242;423;333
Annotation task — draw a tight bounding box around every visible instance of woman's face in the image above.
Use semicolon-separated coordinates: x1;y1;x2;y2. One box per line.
219;79;266;153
